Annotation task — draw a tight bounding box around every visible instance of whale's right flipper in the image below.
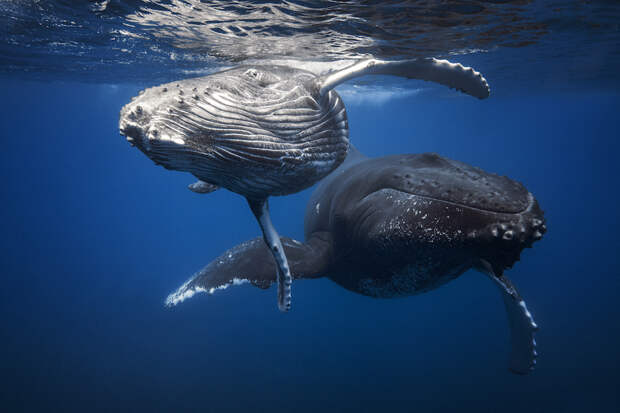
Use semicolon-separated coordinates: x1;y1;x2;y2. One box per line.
480;264;538;374
317;58;490;99
164;233;332;308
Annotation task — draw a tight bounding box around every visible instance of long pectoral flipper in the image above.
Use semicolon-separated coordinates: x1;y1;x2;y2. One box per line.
317;58;490;99
165;234;330;307
247;198;292;312
484;270;538;374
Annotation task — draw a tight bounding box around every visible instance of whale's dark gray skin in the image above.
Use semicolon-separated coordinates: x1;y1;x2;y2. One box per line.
165;146;546;375
119;58;491;312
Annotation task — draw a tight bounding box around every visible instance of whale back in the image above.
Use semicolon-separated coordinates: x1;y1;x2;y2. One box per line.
120;65;348;199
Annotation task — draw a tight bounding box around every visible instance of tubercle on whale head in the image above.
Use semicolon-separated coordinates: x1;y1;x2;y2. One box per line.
119;85;161;150
119;102;147;149
119;84;192;153
473;194;547;276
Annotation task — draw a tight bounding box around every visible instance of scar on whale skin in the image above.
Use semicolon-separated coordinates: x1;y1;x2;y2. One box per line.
120;58;491;312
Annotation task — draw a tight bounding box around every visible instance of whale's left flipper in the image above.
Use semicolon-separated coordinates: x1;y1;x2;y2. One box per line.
481;266;538;374
317;58;490;99
164;234;331;307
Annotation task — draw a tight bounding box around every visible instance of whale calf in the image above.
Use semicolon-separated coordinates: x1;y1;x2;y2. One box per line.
165;146;546;374
119;58;490;311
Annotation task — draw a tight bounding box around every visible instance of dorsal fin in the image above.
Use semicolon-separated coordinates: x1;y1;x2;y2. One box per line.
316;58;490;99
165;233;332;307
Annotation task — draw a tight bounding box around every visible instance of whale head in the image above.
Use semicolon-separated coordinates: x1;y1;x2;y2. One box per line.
306;152;546;297
119;65;348;199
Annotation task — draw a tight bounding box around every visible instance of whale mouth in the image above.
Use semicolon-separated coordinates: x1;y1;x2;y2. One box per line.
391;187;536;215
119;100;149;149
119;121;142;144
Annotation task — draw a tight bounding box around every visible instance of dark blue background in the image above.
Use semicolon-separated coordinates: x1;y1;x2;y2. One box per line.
1;77;618;412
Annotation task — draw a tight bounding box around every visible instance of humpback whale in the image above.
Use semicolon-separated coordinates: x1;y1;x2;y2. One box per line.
165;147;546;375
119;58;490;312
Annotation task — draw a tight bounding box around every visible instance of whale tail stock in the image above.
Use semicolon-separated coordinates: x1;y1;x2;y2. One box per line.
164;233;332;307
316;58;490;100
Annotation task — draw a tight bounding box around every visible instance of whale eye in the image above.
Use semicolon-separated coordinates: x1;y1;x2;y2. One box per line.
243;68;279;87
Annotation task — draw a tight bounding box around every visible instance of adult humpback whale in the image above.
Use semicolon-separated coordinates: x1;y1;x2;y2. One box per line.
119;58;490;312
165;147;546;375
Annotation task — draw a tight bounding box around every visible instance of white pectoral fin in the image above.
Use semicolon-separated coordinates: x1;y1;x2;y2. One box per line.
482;267;538;374
318;58;490;99
247;198;292;312
188;180;219;194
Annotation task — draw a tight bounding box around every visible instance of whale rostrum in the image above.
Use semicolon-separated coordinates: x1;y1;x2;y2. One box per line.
165;147;546;374
119;58;490;311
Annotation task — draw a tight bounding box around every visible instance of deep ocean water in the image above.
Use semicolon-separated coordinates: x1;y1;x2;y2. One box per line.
1;1;619;412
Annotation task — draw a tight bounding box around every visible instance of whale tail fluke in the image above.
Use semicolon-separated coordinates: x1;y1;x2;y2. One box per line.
165;234;332;307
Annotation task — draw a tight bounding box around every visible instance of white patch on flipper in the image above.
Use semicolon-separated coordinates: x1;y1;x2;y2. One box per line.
489;274;538;374
519;300;538;330
478;263;538;373
164;276;249;307
336;84;421;106
505;298;538;373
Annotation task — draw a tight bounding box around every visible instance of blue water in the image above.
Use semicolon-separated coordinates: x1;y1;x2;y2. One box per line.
1;1;620;412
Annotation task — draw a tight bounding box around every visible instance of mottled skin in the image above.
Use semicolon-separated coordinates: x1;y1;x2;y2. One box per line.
167;147;546;374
